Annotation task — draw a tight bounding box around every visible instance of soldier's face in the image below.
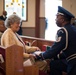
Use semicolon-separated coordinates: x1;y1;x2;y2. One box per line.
56;14;64;27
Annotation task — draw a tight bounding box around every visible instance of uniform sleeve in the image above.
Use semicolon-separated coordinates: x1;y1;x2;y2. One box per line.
41;29;67;59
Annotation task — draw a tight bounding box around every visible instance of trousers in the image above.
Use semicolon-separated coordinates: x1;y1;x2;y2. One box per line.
50;59;67;75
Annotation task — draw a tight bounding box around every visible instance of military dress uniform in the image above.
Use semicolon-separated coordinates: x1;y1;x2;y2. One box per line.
35;6;76;75
39;24;76;75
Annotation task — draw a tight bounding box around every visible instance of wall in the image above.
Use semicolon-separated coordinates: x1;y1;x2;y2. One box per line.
39;0;46;38
24;0;45;38
22;0;36;27
63;0;76;17
22;27;35;37
0;0;3;15
22;0;36;37
40;0;45;17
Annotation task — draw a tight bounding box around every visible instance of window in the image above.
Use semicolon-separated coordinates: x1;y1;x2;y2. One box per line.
45;0;62;41
4;0;27;21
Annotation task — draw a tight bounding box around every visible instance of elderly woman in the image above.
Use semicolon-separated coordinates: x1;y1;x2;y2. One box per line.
1;14;48;72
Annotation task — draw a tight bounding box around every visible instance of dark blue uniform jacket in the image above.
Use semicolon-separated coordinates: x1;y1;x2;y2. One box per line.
42;24;76;65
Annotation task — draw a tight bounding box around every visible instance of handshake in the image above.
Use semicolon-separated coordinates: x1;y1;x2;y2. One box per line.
32;51;43;60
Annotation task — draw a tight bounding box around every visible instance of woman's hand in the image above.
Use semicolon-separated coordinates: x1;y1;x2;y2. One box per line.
23;53;35;58
32;46;41;51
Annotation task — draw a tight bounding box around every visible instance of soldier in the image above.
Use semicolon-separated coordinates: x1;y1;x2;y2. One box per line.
34;6;76;75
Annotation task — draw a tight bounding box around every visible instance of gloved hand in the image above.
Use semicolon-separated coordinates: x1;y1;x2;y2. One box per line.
34;54;42;60
33;51;43;60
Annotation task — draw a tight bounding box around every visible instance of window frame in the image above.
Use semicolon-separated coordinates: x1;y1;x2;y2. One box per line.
4;0;28;22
